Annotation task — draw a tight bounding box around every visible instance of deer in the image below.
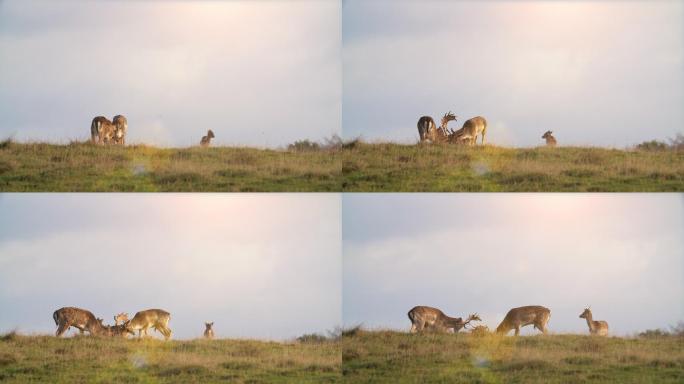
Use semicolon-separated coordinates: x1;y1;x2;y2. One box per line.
204;322;215;339
449;116;487;145
408;306;481;333
542;131;557;147
112;115;128;145
53;307;108;337
496;305;551;336
417;112;457;142
124;309;172;340
579;307;609;336
200;129;215;147
114;313;129;326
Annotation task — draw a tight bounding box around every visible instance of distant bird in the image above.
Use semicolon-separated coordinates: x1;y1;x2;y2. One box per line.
200;130;215;147
542;131;557;147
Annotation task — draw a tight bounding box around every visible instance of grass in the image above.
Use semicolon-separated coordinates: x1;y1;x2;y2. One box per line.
0;141;340;192
0;333;340;383
1;140;683;191
341;143;684;191
341;330;684;383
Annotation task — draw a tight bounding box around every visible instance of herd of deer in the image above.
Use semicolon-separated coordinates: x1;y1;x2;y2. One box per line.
89;115;215;147
417;112;557;147
53;307;216;340
408;305;609;336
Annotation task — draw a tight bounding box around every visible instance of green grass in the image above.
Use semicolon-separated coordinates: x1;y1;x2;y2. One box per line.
0;333;340;383
2;140;683;191
341;330;684;383
341;143;684;191
0;141;340;191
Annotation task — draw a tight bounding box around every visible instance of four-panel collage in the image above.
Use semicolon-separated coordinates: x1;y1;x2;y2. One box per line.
0;1;682;383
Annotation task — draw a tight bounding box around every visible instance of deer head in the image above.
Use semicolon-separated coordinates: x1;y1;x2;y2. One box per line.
579;307;591;319
114;312;129;325
441;111;457;127
542;130;553;139
207;130;215;139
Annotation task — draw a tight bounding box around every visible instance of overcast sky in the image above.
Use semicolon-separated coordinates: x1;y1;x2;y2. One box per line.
343;194;684;336
0;194;341;340
0;0;341;147
343;0;684;147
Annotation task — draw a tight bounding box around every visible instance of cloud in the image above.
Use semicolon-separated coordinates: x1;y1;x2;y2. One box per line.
0;194;341;340
343;0;684;146
0;0;341;147
343;194;684;335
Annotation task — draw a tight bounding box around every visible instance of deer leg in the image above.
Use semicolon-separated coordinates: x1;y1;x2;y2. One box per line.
514;326;520;336
56;323;68;337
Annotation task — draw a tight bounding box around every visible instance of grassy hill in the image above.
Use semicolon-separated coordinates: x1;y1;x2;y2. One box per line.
1;140;683;191
341;143;684;191
341;330;684;383
0;333;340;383
0;141;340;192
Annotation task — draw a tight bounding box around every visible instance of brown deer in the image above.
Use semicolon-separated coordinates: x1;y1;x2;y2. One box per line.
579;307;609;336
449;116;487;145
53;307;107;337
200;130;215;147
112;115;128;145
417;112;457;142
114;313;129;325
204;322;215;339
124;309;172;340
408;306;481;333
542;131;557;147
496;305;551;336
91;116;116;144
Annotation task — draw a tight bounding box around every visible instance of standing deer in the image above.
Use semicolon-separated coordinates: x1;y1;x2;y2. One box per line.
200;130;215;147
91;116;117;144
496;305;551;336
124;309;172;340
417;112;457;142
112;115;128;145
449;116;487;145
204;322;215;339
579;307;609;336
408;306;481;333
542;131;557;147
53;307;107;337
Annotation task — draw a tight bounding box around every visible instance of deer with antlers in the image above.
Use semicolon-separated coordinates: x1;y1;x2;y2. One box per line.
417;112;457;142
496;305;551;336
53;307;108;337
408;306;481;333
579;307;608;336
124;309;172;340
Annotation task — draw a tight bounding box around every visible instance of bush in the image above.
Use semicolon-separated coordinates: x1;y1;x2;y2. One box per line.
636;140;668;151
287;140;320;152
296;333;328;343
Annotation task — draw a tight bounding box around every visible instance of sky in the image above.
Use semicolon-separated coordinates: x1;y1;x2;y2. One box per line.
0;194;341;340
343;194;684;336
0;0;341;147
343;0;684;147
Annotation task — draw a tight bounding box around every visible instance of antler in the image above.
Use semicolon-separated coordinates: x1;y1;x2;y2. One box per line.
462;313;482;329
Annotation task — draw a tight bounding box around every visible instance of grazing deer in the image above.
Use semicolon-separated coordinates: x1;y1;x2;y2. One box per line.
418;112;457;143
204;322;215;339
579;307;609;336
449;116;487;145
112;115;128;145
496;305;551;336
542;131;557;147
53;307;107;337
408;306;481;333
124;309;172;340
200;130;215;147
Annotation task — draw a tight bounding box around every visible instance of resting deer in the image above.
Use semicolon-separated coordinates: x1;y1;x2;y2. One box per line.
496;305;551;336
449;116;487;145
542;131;557;147
579;307;608;336
408;306;481;333
204;322;215;339
200;130;215;147
53;307;107;337
112;115;128;145
124;309;172;340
